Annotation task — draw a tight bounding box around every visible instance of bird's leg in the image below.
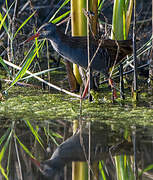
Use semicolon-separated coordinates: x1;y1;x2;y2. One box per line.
65;60;79;92
30;157;41;168
108;78;117;101
81;78;89;99
81;70;95;100
119;63;125;99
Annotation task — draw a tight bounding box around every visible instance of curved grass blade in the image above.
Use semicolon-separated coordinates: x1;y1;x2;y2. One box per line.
98;0;105;11
5;0;8;9
0;128;11;146
14;11;36;39
139;164;153;177
33;28;39;58
7;41;44;90
50;131;63;139
0;12;7;31
47;130;63;146
0;1;15;39
49;0;70;22
0;164;8;180
25;120;44;149
52;11;70;24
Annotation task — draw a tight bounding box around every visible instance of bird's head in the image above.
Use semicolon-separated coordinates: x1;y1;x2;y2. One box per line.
37;23;57;40
25;23;56;43
31;157;59;178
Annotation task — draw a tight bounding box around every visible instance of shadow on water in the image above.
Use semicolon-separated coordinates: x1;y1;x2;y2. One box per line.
1;120;153;180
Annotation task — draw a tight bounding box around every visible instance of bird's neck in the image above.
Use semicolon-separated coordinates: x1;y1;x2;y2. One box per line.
48;30;66;52
45;157;66;169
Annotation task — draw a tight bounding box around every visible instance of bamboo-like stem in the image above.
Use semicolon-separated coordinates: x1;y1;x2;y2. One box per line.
72;120;88;180
71;0;99;178
111;0;125;40
71;0;86;87
71;1;88;178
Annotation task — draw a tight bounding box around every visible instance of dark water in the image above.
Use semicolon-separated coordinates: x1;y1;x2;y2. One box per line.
1;120;153;180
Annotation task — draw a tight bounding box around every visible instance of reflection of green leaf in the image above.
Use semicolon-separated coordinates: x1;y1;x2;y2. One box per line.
14;11;36;38
0;57;12;76
0;127;13;180
0;130;12;163
0;128;11;146
25;120;44;149
0;164;8;180
15;134;35;158
99;161;107;180
139;164;153;177
115;155;134;180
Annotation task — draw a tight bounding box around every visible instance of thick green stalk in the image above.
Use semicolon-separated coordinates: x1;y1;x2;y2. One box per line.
71;0;87;86
111;0;125;40
71;1;98;179
71;0;87;36
111;0;133;40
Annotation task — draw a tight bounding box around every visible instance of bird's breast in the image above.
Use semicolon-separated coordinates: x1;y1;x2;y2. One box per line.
50;40;88;68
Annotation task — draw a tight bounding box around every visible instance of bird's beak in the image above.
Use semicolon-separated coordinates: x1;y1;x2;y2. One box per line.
30;157;41;168
25;32;40;43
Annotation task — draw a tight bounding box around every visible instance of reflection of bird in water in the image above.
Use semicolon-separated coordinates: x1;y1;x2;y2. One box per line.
31;131;133;179
29;23;132;78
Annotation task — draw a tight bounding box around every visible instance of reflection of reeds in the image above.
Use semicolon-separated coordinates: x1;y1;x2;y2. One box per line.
0;119;64;180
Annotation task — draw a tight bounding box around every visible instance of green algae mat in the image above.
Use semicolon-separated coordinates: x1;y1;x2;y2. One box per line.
0;86;152;127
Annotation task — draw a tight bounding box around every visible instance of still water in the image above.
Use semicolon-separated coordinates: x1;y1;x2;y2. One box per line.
0;86;153;180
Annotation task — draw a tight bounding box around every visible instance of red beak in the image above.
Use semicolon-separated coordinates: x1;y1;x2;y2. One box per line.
30;157;41;168
25;32;40;43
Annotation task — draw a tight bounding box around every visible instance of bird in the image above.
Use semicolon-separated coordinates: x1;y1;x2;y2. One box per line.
28;22;132;77
31;130;133;179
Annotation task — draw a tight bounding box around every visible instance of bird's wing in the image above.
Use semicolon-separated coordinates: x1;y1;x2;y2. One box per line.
57;30;132;62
